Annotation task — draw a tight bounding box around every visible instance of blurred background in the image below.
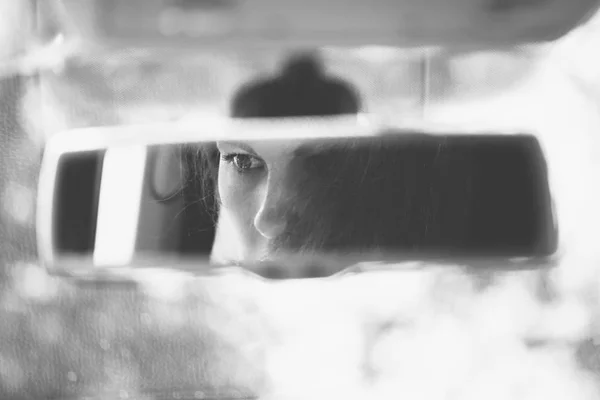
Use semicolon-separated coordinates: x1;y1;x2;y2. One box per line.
1;2;600;399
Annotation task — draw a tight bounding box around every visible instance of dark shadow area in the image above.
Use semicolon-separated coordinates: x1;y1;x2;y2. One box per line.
179;144;219;254
53;151;105;254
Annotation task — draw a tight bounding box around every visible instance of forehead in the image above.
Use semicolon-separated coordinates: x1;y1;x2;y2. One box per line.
234;138;351;159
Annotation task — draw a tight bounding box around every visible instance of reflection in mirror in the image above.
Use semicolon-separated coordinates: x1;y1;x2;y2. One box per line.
49;133;557;273
191;133;557;264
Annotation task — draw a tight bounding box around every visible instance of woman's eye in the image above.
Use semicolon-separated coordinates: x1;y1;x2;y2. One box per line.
221;153;264;172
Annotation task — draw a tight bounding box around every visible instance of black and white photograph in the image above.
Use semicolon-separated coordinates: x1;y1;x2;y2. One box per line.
1;1;600;399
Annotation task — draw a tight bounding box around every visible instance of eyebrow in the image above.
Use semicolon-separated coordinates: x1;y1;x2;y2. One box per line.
216;141;258;155
217;139;355;159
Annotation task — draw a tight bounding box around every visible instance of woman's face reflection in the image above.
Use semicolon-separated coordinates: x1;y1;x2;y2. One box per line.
215;139;309;262
212;136;409;264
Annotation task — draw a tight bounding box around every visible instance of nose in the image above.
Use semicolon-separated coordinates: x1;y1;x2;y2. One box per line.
253;174;291;239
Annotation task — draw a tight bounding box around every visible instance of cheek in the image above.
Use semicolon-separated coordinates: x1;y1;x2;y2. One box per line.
217;167;262;227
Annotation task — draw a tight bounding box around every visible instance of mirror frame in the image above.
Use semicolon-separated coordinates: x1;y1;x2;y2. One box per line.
37;114;562;277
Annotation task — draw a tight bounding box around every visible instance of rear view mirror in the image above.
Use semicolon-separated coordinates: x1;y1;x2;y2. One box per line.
38;119;558;277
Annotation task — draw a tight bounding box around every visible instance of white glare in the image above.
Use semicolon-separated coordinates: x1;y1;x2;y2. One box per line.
354;46;405;63
1;182;33;224
13;263;58;301
94;146;147;266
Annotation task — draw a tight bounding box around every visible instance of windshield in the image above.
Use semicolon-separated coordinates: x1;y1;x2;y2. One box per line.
3;3;600;400
25;40;600;273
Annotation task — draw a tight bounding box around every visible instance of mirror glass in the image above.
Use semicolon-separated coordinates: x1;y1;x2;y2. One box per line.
47;131;558;276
